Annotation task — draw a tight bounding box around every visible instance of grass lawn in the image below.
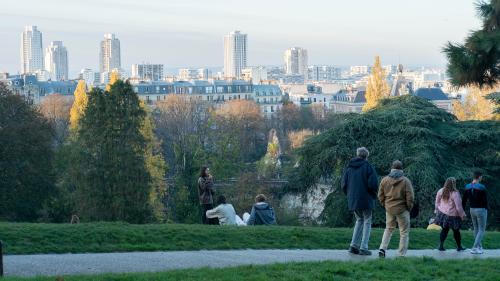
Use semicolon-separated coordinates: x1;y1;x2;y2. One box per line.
2;257;500;281
1;222;500;255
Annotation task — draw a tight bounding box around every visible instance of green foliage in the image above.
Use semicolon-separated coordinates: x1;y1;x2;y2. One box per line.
0;83;56;221
67;80;166;223
444;0;500;87
292;96;500;227
487;91;500;113
3;222;500;255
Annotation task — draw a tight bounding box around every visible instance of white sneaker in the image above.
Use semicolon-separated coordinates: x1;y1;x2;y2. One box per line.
470;248;479;254
477;248;484;254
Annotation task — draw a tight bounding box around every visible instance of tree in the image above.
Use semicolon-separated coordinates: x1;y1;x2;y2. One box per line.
38;94;72;146
362;56;390;112
292;96;500;227
214;100;266;164
105;70;120;91
453;85;500;120
69;80;88;130
443;0;500;88
70;80;166;223
0;83;55;221
487;92;500;113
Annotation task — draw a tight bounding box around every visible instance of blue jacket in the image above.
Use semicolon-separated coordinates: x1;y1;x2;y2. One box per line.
342;157;379;211
247;202;277;225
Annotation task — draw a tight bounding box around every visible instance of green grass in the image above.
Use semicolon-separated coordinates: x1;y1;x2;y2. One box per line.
1;222;499;254
3;258;500;281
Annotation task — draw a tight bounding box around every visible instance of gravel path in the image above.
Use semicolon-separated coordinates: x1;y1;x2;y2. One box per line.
4;249;500;277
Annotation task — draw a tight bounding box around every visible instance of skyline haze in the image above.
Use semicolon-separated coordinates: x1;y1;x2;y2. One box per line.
1;0;481;76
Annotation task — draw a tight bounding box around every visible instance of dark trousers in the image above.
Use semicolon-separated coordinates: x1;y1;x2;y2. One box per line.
440;227;462;248
201;204;219;225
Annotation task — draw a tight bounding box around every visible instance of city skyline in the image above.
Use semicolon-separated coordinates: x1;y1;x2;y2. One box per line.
1;0;481;76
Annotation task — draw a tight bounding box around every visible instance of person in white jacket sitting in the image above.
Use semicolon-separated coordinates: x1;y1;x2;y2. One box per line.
206;195;239;226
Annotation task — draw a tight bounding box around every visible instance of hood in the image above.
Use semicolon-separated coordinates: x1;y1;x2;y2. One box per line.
348;157;367;169
254;202;271;210
388;169;404;179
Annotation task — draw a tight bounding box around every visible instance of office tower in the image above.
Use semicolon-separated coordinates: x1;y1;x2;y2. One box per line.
132;63;164;81
21;25;44;74
99;33;121;73
284;47;308;76
44;41;68;81
223;31;247;79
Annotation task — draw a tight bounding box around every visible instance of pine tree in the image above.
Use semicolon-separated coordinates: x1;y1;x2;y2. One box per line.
69;80;88;130
362;56;390;111
444;0;500;88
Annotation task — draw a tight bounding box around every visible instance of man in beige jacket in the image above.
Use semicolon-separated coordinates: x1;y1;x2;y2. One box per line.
377;160;415;257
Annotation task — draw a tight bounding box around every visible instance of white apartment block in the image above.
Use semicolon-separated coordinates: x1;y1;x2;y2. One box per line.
224;31;247;79
44;41;68;81
350;65;371;76
21;25;44;74
284;47;308;76
132;63;164;81
242;66;268;83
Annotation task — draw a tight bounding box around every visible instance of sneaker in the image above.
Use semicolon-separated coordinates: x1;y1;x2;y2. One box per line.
457;247;466;252
378;249;386;258
359;249;372;256
348;246;360;255
476;248;484;254
470;248;479;254
438;246;445;251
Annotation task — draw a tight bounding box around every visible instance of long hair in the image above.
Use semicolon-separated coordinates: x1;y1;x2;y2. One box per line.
199;166;208;178
442;177;457;201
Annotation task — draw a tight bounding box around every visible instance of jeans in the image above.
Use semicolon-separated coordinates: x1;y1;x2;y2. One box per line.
379;210;410;256
350;210;372;250
470;208;487;249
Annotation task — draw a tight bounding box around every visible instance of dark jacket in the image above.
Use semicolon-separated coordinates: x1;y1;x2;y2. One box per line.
198;176;215;205
341;157;379;211
247;202;277;225
462;183;488;209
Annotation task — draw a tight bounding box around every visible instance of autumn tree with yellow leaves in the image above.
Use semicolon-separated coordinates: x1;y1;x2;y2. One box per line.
363;56;390;112
453;85;500;120
69;80;88;130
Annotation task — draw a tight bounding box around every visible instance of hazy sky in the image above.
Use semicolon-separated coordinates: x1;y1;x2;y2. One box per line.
1;0;481;76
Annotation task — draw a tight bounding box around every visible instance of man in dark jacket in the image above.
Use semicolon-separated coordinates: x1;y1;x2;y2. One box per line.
247;194;277;225
341;147;378;255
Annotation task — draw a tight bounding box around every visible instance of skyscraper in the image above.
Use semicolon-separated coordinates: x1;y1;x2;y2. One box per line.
44;41;68;81
21;25;44;74
284;47;308;77
223;31;247;79
99;33;121;74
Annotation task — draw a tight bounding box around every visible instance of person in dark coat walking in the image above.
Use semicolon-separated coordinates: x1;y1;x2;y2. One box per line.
198;166;218;225
341;147;379;255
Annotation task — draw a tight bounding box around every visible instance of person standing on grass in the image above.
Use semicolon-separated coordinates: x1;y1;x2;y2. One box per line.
341;147;379;256
377;160;415;258
462;171;488;254
198;166;218;225
206;195;238;226
434;177;466;252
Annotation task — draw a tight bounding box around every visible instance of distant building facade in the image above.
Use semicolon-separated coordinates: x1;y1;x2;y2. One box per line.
284;47;308;77
224;31;247;78
21;25;44;74
242;66;268;83
1;74;77;104
99;33;121;74
350;65;371;76
308;65;341;81
44;41;68;81
132;63;164;81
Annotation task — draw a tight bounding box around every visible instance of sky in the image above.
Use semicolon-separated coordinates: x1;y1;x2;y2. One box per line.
0;0;482;77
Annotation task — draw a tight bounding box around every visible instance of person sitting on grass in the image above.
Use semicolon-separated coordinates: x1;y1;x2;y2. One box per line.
434;177;466;252
206;195;237;226
245;194;277;225
462;171;488;255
